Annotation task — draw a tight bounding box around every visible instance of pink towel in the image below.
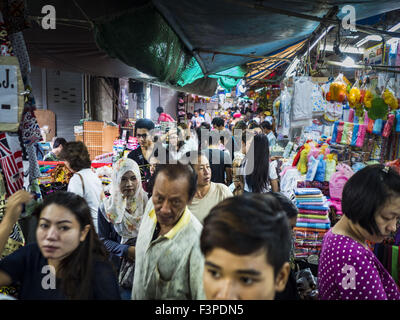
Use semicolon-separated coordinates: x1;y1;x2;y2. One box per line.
298;209;329;215
297;218;331;224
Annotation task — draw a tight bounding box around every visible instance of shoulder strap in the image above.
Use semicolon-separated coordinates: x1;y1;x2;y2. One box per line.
76;172;85;195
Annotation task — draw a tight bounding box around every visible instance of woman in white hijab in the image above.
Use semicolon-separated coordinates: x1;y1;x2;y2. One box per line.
98;158;148;299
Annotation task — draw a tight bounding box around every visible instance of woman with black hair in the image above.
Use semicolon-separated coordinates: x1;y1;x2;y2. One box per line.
239;133;279;193
60;141;103;233
318;165;400;300
0;190;120;300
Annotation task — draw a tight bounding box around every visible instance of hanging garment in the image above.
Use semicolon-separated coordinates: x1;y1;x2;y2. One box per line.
292;77;314;121
20;108;42;146
0;132;24;195
311;83;326;114
280;88;292;136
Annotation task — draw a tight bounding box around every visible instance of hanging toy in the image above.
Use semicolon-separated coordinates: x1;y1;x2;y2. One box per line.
372;119;383;135
350;123;359;146
363;90;373;109
348;108;355;123
382;89;398;110
326;91;332;102
382;113;395;138
367;118;374;133
355;124;367;148
329;82;347;102
348;87;361;108
368;97;388;120
396;110;400;133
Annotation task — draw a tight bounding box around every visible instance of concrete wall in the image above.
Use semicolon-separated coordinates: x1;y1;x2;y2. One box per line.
150;85;178;122
91;77;114;122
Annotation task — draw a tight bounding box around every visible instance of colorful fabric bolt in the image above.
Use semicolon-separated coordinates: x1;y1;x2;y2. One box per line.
331;121;339;144
356;124;367;147
351;123;359;146
336;121;344;143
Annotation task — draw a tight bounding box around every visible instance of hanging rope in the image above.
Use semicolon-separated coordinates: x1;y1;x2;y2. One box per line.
72;0;94;29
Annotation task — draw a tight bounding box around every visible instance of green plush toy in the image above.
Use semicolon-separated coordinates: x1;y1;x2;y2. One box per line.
368;97;388;120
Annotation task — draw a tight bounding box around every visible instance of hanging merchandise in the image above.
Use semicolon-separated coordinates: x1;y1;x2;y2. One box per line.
311;83;326;114
382;88;398;111
324;101;343;122
0;132;24;195
280;86;292;136
327;73;350;103
292;77;314;121
368;96;389;120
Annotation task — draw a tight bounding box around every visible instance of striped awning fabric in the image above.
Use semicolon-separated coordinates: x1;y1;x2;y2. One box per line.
245;39;307;86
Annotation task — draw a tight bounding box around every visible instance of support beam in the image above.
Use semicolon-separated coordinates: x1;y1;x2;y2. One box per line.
194;49;292;63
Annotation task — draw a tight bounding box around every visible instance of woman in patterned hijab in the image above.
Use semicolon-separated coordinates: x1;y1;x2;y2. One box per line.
101;158;148;243
98;158;148;297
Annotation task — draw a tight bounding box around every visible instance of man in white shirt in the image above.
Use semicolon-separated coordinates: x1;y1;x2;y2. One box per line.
189;153;233;223
199;108;212;124
192;110;205;128
132;162;205;300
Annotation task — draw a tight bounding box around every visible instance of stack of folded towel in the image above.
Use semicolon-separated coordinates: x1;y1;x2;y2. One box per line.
293;188;331;259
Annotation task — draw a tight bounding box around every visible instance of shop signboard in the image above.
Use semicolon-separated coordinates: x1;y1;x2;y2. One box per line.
0;65;18;123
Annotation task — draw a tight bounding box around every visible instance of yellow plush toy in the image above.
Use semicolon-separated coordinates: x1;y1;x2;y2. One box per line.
297;144;310;174
382;89;398;110
348;87;361;108
364;90;373;108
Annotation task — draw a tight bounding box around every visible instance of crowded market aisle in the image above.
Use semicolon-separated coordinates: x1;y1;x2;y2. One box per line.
1;0;400;303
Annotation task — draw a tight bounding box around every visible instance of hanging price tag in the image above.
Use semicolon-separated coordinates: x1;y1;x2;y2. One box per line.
0;65;18;123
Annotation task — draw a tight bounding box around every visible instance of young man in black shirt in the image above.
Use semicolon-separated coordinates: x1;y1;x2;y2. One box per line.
127;119;155;193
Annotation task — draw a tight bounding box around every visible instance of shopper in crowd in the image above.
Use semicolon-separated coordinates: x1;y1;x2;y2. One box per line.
261;120;277;148
177;122;198;151
0;190;120;299
211;117;225;132
318;165;400;300
199;129;232;186
239;133;279;193
230;120;247;160
43;137;67;162
271;192;300;300
98;158;148;300
132;163;205;300
192;110;204;128
200;193;291;300
60;141;103;233
127;118;155;193
164;127;197;162
188;152;233;224
247;120;263;135
156;106;175;123
199;108;212;124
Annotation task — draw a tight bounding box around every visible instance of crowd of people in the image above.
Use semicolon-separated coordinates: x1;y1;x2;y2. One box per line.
1;103;400;301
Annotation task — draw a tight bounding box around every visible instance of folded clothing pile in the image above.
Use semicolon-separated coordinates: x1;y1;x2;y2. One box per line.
293;188;331;259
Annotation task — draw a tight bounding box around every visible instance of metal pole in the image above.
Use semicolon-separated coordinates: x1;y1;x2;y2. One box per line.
194;49;292;63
